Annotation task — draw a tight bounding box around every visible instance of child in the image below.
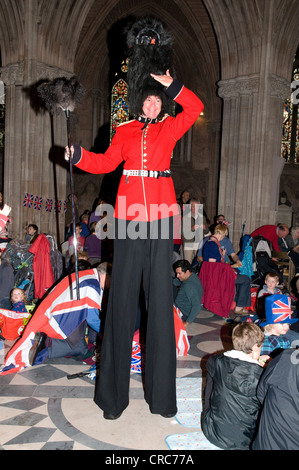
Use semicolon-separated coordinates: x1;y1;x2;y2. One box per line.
79;212;90;238
0;288;30;340
201;322;268;450
68;223;85;255
84;221;102;266
259;293;298;357
257;272;281;298
25;224;39;244
10;287;28;313
256;272;282;318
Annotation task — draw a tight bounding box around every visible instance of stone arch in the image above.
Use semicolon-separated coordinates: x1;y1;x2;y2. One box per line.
0;0;237;241
204;0;299;86
271;1;299;78
0;1;24;65
203;0;299;244
71;1;221;220
204;0;264;78
36;0;93;71
75;0;220;109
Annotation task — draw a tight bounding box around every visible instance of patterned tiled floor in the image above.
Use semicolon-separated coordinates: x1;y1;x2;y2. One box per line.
0;309;232;451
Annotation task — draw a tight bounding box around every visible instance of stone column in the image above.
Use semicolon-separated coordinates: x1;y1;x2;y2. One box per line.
0;0;76;245
0;63;26;239
217;73;290;246
206;120;221;219
0;62;73;244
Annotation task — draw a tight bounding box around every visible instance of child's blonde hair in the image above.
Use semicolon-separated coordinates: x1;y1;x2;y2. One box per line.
214;224;228;236
263;324;275;333
262;323;287;334
10;287;27;304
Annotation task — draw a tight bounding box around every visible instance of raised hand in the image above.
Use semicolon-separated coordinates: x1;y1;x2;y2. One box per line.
150;69;173;88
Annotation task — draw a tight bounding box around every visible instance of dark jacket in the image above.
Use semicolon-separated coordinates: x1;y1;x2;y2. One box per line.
173;273;203;324
252;349;299;450
201;352;263;450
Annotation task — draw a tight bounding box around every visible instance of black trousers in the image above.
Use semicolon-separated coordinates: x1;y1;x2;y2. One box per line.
94;218;177;416
235;274;252;307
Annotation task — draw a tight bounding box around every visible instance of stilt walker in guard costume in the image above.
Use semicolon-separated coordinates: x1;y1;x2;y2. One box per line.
65;17;204;419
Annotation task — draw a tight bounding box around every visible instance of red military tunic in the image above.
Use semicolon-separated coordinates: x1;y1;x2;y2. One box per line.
72;79;204;221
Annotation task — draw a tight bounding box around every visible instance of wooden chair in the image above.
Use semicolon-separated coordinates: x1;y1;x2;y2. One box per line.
271;251;295;291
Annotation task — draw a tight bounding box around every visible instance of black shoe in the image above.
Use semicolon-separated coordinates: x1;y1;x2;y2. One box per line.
160;412;176;418
103;411;123;420
29;332;47;365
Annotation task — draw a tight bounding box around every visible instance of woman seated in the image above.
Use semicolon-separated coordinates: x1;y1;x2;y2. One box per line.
203;224;251;315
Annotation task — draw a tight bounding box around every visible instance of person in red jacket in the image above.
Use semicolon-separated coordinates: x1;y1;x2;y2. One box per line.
66;70;203;420
251;224;289;252
29;234;54;300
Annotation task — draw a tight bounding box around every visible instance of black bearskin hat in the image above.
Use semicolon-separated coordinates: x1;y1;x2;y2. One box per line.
126;16;174;117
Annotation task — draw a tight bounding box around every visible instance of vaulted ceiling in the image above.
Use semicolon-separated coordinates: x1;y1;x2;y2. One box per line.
1;0;298;108
0;0;221;121
73;0;220;119
1;0;298;126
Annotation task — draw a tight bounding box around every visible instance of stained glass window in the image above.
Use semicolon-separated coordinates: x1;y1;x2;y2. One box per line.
0;106;4;149
0;81;4;149
281;100;292;161
110;59;129;141
293;66;299;163
281;48;299;164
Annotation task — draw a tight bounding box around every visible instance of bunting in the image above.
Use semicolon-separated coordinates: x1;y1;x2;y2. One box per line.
23;193;34;208
22;193;67;214
33;196;43;211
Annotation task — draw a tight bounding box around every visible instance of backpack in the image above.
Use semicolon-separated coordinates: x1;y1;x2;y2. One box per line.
251;236;283;284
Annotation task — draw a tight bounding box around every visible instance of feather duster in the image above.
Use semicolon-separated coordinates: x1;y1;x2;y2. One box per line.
37;76;85;115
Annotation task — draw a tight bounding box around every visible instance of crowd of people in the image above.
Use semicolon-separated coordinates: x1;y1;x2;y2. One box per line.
2;49;299;444
1;183;299;448
1;12;298;448
64;196;110;267
170;192;299;449
0;191;110;345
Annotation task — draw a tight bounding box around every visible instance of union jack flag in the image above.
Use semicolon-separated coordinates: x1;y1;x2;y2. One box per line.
63;200;67;213
272;295;292;323
33;195;43;211
131;342;143;374
173;305;190;357
0;269;103;375
45;198;53;212
54;200;62;213
130;330;145;374
23;193;34;208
